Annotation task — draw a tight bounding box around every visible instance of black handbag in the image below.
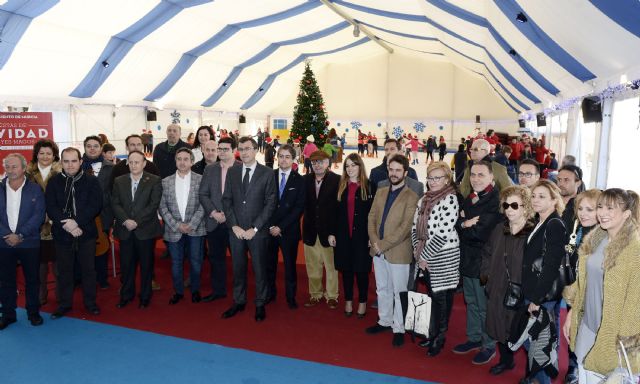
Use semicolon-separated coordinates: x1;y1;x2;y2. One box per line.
532;218;575;302
503;238;524;309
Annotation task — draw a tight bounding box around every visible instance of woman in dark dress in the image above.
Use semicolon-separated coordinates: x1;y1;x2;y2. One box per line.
331;153;372;318
481;185;534;375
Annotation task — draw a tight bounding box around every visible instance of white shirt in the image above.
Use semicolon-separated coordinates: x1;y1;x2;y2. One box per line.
130;174;142;200
243;161;257;183
7;177;26;232
192;147;203;163
91;161;102;176
175;171;191;221
38;164;52;181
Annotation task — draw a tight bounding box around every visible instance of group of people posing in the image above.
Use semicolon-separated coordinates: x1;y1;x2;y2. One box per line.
0;126;638;384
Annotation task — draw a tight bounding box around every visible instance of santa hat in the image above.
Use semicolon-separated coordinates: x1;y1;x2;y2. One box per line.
293;139;300;144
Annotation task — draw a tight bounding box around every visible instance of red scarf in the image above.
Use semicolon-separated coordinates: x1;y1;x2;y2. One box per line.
468;183;494;204
413;184;456;259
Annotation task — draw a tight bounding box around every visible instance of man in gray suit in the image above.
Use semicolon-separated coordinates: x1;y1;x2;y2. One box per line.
198;137;240;302
221;137;277;322
159;148;206;305
111;151;162;309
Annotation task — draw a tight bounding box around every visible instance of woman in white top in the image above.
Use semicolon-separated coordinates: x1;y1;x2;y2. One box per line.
191;126;214;163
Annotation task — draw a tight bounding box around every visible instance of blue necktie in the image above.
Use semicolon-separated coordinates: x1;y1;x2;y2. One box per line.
279;172;286;199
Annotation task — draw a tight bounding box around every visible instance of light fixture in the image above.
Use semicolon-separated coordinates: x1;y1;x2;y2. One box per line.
101;60;110;68
259;87;264;92
516;12;528;23
353;23;360;37
222;82;227;87
509;49;517;56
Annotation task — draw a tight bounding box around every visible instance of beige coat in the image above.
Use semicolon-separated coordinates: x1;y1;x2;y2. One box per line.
26;161;61;240
367;184;419;264
565;222;640;374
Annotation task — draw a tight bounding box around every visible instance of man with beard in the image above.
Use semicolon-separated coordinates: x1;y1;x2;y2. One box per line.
365;155;420;347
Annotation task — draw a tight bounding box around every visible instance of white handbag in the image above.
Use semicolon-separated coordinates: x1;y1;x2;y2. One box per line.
403;290;431;338
598;340;638;384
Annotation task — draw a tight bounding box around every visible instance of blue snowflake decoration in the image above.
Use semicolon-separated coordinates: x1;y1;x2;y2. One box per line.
345;128;349;132
170;110;181;124
413;122;425;133
350;121;362;130
157;124;161;130
392;126;404;138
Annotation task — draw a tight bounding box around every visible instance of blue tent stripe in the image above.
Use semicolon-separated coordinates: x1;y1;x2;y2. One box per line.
200;21;350;107
494;0;595;82
146;2;324;103
240;38;368;110
357;21;437;41
333;0;539;105
588;0;640;40
0;0;59;70
424;0;560;95
70;0;211;98
471;69;520;113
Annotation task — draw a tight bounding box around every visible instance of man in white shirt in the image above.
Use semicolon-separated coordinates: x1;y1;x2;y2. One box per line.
159;148;206;305
0;154;46;329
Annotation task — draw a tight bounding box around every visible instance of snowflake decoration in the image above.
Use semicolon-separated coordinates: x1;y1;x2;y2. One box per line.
392;126;404;138
413;122;425;133
350;121;362;130
170;110;181;124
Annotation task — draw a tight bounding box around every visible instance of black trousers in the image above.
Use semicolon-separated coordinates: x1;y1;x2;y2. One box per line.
428;287;455;342
206;224;229;296
0;247;40;318
55;239;97;310
341;270;369;303
498;341;514;365
119;237;154;302
266;233;299;303
228;231;268;306
95;251;109;285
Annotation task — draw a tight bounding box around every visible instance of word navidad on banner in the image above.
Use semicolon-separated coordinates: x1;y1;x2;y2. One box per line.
0;112;54;170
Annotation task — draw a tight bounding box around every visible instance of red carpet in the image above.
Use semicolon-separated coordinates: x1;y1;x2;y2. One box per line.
20;241;568;383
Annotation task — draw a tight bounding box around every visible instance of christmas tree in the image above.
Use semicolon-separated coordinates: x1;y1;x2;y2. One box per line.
290;60;329;145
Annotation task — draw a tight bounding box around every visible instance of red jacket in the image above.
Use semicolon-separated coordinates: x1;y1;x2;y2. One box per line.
509;142;523;160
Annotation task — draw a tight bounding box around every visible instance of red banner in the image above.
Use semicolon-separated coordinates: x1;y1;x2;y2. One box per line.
0;112;54;172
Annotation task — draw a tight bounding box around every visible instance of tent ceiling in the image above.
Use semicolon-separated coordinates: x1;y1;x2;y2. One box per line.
1;0;639;114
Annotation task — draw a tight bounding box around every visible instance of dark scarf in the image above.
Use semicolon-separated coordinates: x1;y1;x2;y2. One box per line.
81;154;103;172
61;170;84;220
414;184;456;258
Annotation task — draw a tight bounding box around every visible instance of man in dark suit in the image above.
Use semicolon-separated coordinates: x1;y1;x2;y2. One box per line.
266;144;305;309
221;137;277;322
0;154;46;329
199;137;240;302
45;148;103;319
153;123;191;179
302;150;340;309
110;135;160;188
111;151;162;309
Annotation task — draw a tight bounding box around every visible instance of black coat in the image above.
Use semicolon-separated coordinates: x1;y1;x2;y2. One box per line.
270;169;305;239
522;212;567;305
334;184;372;272
302;171;340;247
152;139;191;179
456;187;501;278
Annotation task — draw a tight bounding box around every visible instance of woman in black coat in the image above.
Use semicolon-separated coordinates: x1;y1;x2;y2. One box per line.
330;153;372;318
521;179;568;384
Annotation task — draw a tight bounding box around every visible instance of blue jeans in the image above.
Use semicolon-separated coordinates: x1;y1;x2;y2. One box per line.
524;300;559;384
167;235;204;295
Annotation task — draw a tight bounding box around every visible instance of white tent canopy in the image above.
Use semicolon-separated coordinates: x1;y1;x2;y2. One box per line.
2;0;640;117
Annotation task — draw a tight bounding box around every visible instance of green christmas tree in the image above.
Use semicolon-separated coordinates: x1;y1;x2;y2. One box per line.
290;60;329;145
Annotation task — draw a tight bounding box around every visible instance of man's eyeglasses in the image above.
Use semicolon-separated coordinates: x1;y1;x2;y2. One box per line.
502;202;520;210
518;172;536;178
471;147;486;152
427;176;446;182
217;147;232;152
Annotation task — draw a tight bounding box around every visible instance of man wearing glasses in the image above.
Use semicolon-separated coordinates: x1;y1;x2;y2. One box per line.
199;137;240;303
517;159;541;189
221;137;277;322
459;139;512;198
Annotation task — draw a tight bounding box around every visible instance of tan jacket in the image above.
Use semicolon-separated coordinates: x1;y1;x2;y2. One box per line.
26;161;61;240
367;184;419;264
565;222;640;374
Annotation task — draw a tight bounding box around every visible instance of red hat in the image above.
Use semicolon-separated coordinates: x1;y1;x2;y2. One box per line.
293;139;300;144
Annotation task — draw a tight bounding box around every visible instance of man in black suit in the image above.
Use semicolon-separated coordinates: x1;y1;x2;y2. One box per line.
221;137;277;321
302;150;340;309
111;151;162;309
198;137;240;302
266;144;305;309
153;123;191;179
45;148;103;319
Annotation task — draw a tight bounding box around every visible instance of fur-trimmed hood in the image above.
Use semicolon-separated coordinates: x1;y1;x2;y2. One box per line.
579;220;639;271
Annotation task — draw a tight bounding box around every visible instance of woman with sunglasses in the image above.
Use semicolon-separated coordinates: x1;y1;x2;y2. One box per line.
412;161;460;356
480;185;535;375
563;189;640;383
521;180;568;384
